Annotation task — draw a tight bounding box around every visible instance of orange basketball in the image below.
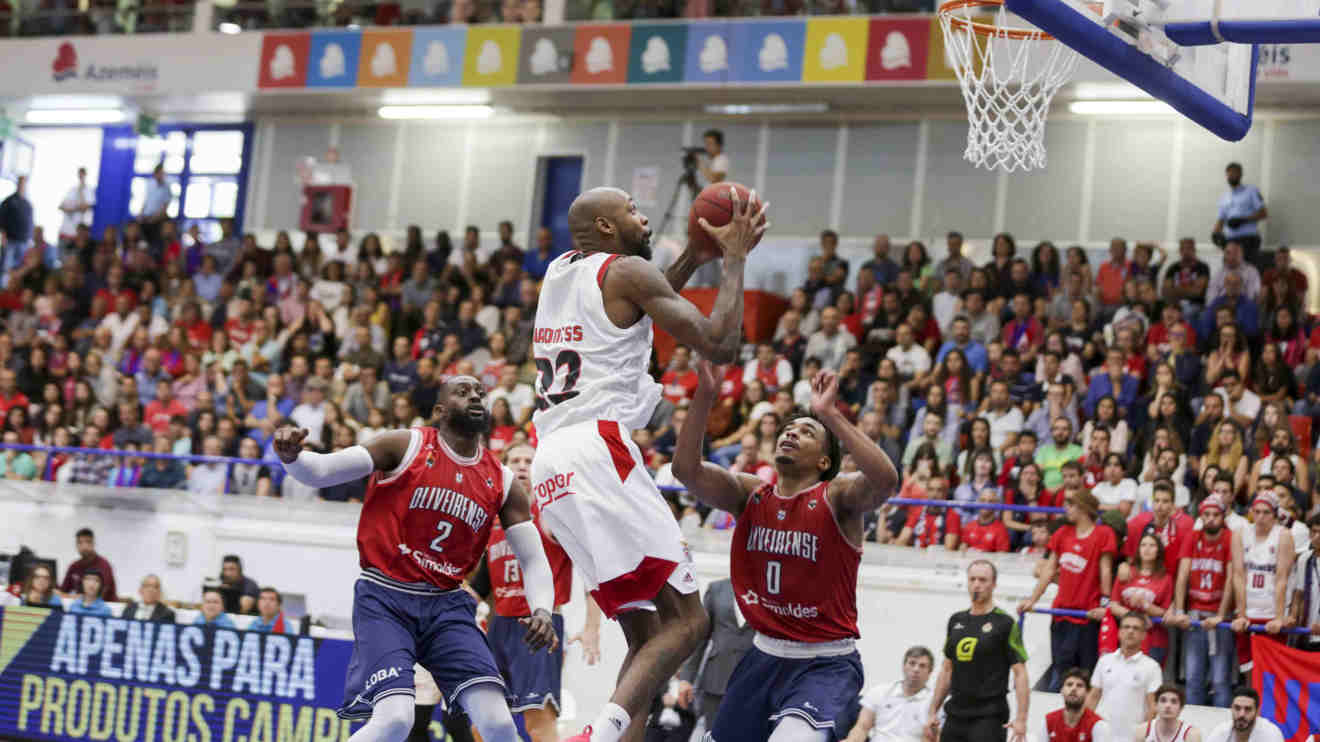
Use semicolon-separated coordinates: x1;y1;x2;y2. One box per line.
687;182;762;261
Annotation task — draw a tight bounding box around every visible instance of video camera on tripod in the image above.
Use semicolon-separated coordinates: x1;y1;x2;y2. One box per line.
656;147;708;237
680;146;706;173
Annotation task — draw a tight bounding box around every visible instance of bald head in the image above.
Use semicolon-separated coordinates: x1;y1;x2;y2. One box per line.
567;187;652;260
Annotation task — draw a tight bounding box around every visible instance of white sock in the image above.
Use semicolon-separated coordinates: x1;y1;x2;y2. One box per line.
589;702;631;742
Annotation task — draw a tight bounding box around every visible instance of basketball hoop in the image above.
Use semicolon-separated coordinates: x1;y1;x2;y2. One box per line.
937;0;1081;172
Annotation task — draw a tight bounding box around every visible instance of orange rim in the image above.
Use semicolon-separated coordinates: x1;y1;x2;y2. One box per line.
938;0;1054;40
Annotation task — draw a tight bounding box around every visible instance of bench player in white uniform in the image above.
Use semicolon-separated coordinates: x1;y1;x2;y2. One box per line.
530;186;768;742
1231;491;1295;672
1137;685;1202;742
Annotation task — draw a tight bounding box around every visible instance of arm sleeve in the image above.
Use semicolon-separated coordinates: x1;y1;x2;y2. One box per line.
282;445;375;488
504;521;554;616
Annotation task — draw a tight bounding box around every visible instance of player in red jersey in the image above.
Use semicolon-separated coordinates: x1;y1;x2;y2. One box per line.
472;443;603;742
673;364;899;742
1039;668;1109;742
274;376;558;742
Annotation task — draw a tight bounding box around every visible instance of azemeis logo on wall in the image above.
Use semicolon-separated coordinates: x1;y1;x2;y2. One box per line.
51;40;159;88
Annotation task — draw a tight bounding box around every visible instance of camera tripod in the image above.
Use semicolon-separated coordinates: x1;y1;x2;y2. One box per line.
655;165;702;239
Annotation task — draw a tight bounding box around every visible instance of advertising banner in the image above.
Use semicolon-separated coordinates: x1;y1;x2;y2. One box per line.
0;607;360;742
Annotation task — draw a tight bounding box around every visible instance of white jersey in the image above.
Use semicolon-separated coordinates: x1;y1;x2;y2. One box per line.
531;250;663;437
1142;720;1192;742
1243;524;1285;619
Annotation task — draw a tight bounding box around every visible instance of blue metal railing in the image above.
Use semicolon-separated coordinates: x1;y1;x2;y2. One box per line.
1023;606;1313;636
0;443;274;494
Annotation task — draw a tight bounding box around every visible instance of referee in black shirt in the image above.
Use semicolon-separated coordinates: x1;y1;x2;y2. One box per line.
926;560;1030;742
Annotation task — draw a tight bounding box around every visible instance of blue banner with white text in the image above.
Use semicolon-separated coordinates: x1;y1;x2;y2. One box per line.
0;606;362;742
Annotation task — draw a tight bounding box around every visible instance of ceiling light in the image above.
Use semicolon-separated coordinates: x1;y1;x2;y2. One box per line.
1068;100;1176;115
380;89;491;106
218;21;241;34
25;108;127;124
704;103;829;115
377;105;495;120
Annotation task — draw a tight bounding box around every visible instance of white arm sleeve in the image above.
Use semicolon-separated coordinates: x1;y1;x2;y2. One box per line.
282;445;375;488
504;521;554;616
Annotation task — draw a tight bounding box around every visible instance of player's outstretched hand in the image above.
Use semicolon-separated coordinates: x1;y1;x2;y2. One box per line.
568;624;602;665
273;426;310;464
521;609;559;652
808;369;840;417
1003;718;1026;742
696;186;768;261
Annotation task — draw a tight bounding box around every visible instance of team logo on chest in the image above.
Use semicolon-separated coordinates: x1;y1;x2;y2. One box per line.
456;472;463;483
777;510;787;520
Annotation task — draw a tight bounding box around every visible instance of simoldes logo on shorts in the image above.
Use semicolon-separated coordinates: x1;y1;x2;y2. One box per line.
532;472;576;509
365;666;404;691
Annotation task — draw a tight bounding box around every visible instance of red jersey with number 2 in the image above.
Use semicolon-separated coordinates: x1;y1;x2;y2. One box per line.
359;427;512;590
730;481;861;642
487;515;573;616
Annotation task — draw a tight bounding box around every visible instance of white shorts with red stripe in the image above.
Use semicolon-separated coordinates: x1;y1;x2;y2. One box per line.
531;419;696;619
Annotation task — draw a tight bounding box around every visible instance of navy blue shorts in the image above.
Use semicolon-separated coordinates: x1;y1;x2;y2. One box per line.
488;613;565;713
338;576;506;720
708;647;863;742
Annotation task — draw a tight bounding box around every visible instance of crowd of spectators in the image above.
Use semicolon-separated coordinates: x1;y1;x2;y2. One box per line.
2;527;298;632
0;154;1316;708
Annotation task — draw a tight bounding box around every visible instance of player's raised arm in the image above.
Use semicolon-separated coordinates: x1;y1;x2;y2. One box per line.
811;370;900;515
497;476;559;652
672;360;762;516
608;187;767;363
274;425;413;485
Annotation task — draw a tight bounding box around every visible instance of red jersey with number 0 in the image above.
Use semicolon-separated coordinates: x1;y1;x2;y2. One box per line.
359;427;512;590
730;481;861;642
487;515;573;616
1185;529;1233;612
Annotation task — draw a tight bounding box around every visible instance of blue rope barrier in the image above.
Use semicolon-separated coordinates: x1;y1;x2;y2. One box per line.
1022;606;1313;636
0;442;270;466
657;487;1068;514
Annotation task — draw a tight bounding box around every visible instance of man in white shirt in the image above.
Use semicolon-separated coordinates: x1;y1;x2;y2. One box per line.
289;379;328;445
978;380;1023;454
488;366;535;425
805;307;857;371
844;646;934;742
931;269;963;336
58;167;94;243
1088;613;1161;737
698;129;729;185
885;323;931;382
1134;686;1202;742
1092;453;1139;520
1216;371;1261;431
186;436;229;495
1205;688;1285;742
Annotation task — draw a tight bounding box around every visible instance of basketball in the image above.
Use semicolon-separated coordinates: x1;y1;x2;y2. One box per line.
687;181;763;260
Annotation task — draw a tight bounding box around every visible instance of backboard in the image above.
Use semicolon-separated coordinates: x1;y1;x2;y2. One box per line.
1004;0;1320;140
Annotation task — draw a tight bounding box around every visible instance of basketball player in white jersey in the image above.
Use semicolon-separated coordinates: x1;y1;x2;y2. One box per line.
1137;685;1202;742
1231;491;1295;672
530;186;768;742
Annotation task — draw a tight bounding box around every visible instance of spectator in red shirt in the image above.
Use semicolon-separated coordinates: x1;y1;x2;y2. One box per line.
144;380;188;434
1001;293;1044;364
1109;532;1175;665
897;474;960;550
959;488;1011;553
1095;238;1131;314
59;527;117;602
743;342;793;396
661;345;699;406
1018;488;1116;691
0;368;29;416
1145;303;1197;361
1125;482;1194;563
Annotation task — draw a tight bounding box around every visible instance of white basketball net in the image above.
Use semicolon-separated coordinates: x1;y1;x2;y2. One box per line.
938;1;1081;172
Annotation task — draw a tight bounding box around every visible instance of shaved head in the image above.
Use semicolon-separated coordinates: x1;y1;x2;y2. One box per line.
567;187;653;260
